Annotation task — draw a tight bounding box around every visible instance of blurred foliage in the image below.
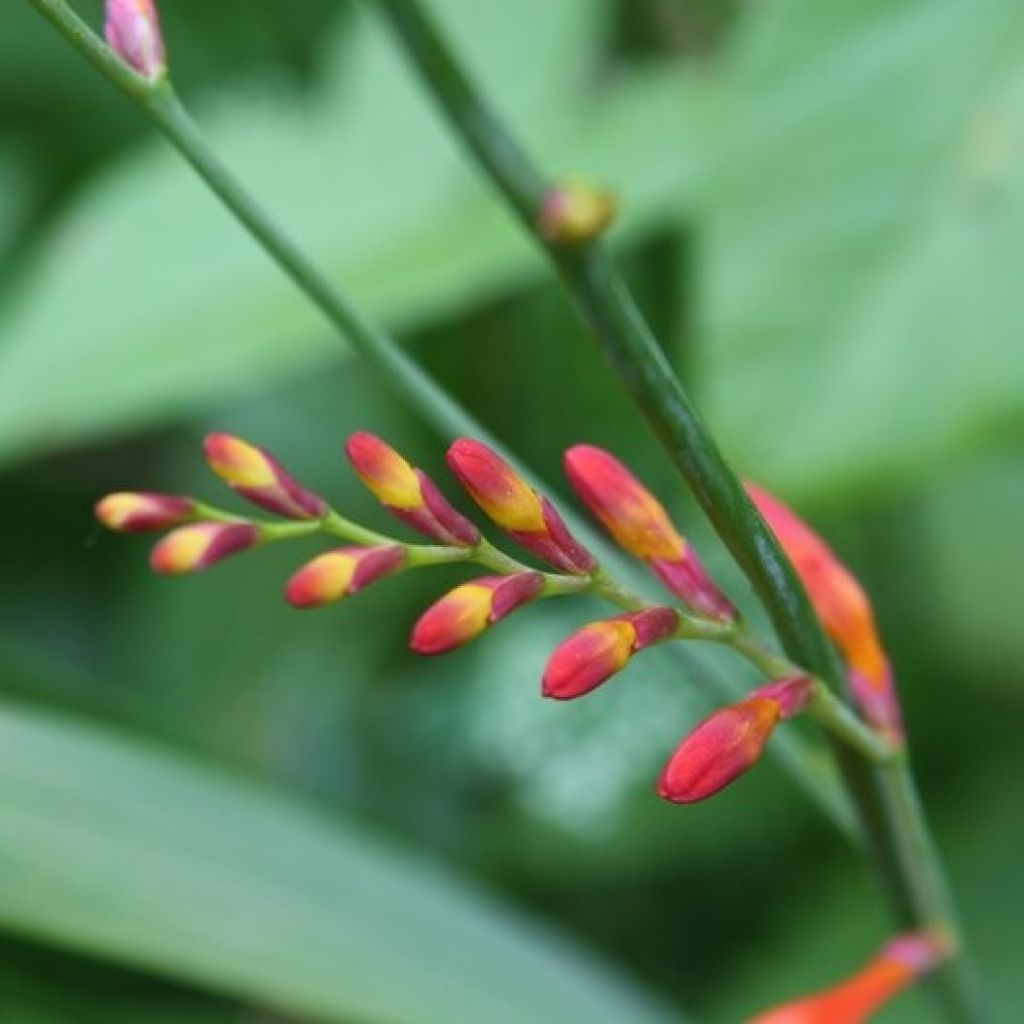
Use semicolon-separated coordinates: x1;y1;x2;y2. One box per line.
0;0;1022;1021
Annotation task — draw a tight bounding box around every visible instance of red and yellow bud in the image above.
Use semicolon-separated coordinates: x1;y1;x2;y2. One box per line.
747;483;902;741
150;522;259;575
95;492;194;532
539;178;617;245
658;697;780;804
750;930;950;1024
410;572;543;655
104;0;166;80
346;432;478;546
543;606;678;700
447;440;595;574
285;545;405;608
565;444;734;620
750;674;815;720
204;433;327;521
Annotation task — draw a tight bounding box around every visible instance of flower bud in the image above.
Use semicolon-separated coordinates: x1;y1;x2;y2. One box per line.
410;572;543;655
104;0;166;80
285;545;405;608
539;178;617;245
95;492;195;532
565;444;734;620
346;432;478;546
447;440;595;574
749;930;950;1024
543;606;678;700
150;522;259;575
747;483;902;741
658;697;780;804
204;433;327;521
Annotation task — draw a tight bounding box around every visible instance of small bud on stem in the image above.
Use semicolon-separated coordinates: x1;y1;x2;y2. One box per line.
104;0;166;80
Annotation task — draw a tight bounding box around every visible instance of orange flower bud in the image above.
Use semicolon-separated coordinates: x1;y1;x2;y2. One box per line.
747;483;902;741
447;440;595;574
410;572;543;655
104;0;166;80
658;697;780;804
150;522;259;575
285;545;405;608
539;178;617;245
204;433;327;521
749;930;950;1024
346;432;478;546
565;444;734;620
95;492;195;532
543;606;678;700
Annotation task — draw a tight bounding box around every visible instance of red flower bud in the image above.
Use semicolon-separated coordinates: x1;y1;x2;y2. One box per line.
104;0;166;80
447;440;595;574
749;930;950;1024
150;522;259;575
747;483;902;741
658;697;780;804
95;492;195;532
565;444;734;620
410;572;543;655
543;606;678;700
204;433;327;521
346;432;478;546
539;178;617;245
285;546;405;608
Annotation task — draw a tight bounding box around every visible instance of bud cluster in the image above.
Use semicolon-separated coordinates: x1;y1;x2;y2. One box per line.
96;430;898;811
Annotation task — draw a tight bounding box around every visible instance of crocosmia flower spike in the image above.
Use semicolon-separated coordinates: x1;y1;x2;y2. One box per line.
105;0;166;79
204;433;327;521
747;483;902;742
95;492;194;532
285;545;405;608
565;444;734;621
150;522;260;575
543;606;678;700
749;930;950;1024
411;572;543;655
447;440;595;574
346;432;478;546
658;675;812;804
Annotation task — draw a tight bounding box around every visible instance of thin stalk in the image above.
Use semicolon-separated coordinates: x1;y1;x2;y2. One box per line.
375;2;987;1019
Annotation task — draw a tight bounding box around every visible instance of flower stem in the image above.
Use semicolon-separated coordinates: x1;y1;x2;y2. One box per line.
376;2;988;1019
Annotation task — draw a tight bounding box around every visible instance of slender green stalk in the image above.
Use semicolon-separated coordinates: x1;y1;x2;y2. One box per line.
375;3;987;1019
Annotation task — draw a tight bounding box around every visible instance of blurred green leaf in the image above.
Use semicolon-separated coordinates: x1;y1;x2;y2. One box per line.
0;699;683;1024
700;0;1024;500
0;0;699;466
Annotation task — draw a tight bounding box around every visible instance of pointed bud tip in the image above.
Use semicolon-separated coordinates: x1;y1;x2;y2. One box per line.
105;0;166;80
95;492;194;532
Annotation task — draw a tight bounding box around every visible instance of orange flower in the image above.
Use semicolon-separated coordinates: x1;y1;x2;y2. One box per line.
150;522;260;575
95;492;194;532
285;546;406;608
410;573;543;654
205;433;327;521
749;930;950;1023
543;607;678;700
447;440;595;574
565;444;734;620
658;676;812;803
346;432;478;546
747;483;901;740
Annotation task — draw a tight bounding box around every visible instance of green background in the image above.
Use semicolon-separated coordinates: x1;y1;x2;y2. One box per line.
0;0;1021;1020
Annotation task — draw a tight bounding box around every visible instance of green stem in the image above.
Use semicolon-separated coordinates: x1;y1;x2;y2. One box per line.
376;3;986;1019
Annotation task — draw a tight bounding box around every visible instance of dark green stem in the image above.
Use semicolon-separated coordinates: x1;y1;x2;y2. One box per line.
376;2;987;1019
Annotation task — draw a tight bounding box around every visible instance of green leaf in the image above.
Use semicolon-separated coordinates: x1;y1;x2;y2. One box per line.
0;0;697;467
700;0;1024;500
0;699;682;1024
